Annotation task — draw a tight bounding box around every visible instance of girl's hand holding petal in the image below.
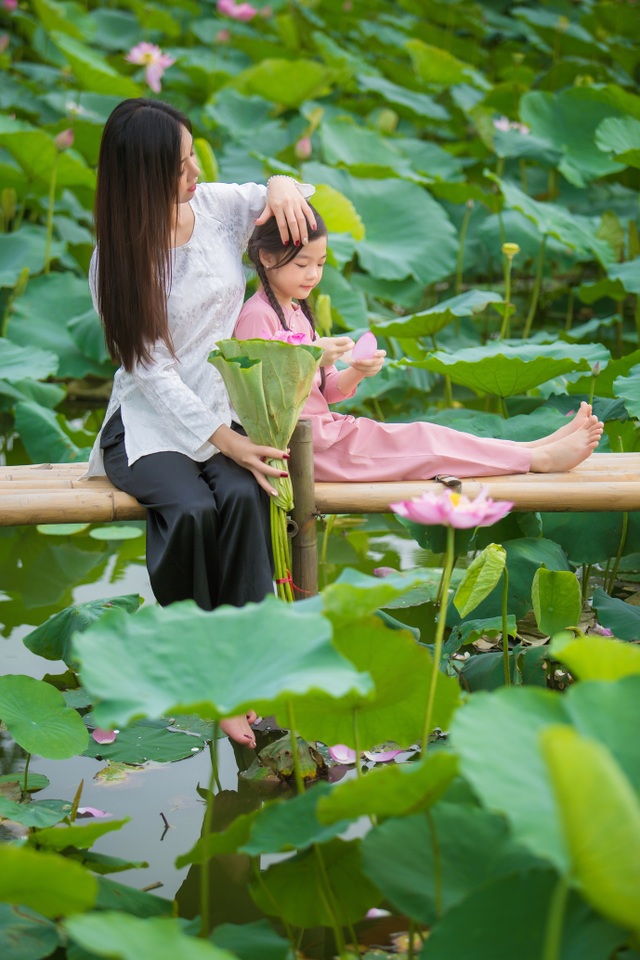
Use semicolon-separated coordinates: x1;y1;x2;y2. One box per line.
349;349;386;378
257;178;316;247
315;336;355;367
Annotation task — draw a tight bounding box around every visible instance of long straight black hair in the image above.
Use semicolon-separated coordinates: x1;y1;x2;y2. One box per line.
94;98;190;372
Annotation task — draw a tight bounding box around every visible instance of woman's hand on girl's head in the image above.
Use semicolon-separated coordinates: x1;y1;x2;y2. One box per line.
349;349;386;378
210;425;289;497
257;179;317;247
315;336;355;367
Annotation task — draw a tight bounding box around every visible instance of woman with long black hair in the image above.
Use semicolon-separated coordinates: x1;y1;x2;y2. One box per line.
86;97;315;747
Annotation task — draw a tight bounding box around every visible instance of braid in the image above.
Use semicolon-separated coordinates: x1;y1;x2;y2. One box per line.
255;259;289;331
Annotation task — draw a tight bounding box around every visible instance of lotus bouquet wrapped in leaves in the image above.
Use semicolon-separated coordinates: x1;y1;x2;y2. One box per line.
209;337;322;600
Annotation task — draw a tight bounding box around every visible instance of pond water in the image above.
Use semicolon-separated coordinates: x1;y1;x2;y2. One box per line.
0;517;428;911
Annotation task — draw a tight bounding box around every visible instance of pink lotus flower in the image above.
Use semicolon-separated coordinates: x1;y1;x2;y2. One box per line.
263;329;306;345
373;566;399;578
125;42;175;94
390;487;513;530
294;136;312;160
92;728;118;744
217;0;258;21
590;623;614;637
493;115;529;135
216;28;231;42
54;128;74;151
2;0;17;11
77;807;110;818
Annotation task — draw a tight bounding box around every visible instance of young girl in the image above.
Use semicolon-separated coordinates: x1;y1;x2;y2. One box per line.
86;98;316;748
235;208;603;481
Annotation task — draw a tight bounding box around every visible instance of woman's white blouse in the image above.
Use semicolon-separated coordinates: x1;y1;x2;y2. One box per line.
85;180;312;477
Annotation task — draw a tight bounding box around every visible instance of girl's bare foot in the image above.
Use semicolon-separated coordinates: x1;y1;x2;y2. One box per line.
220;711;258;748
524;402;594;448
529;419;603;473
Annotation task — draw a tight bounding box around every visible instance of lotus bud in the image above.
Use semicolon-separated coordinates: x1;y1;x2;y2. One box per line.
54;128;74;151
315;293;333;337
502;242;520;259
216;28;230;42
14;266;29;298
294;136;312;160
375;108;399;134
592;361;601;377
2;187;16;223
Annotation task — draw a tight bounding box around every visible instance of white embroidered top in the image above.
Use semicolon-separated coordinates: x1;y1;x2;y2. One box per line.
85;180;313;477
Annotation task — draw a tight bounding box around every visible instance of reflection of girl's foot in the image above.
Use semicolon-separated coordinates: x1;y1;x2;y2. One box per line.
525;402;595;448
530;419;603;473
220;711;258;749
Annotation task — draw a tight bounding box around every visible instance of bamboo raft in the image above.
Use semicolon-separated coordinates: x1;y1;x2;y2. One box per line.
1;421;639;595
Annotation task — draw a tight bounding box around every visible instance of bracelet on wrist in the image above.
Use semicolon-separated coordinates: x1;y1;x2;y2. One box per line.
267;175;297;187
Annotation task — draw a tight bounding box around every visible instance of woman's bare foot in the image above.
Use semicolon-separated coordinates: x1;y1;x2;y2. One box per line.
529;419;603;473
220;711;258;748
524;402;594;448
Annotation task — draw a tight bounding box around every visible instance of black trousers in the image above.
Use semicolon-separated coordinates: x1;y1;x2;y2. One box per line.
101;410;274;611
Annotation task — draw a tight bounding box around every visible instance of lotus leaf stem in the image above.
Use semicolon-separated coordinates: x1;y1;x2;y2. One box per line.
455;199;473;296
320;514;336;589
286;701;305;796
522;235;547;339
502;567;511;687
69;777;84;822
607;511;628;595
541;874;569;960
499;256;513;341
271;498;294;602
313;843;346;956
22;751;31;795
421;525;455;757
44;153;60;275
199;730;219;937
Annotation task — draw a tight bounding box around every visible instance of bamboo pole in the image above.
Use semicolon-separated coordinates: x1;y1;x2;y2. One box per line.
289;420;319;598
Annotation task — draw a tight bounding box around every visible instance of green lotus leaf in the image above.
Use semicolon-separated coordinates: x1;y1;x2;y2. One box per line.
454;544;506;618
356;73;449;120
301;163;458;286
0;845;97;918
65;913;234;960
488;173;615;266
371;290;504;339
14;401;93;464
72;597;372;730
361;804;541;926
0;338;58;382
404;343;593;397
84;721;207;764
596;115;640;168
607;257;640;295
292;615;461;749
0;675;88;759
240;782;349;855
27;818;129;852
23;594;141;667
531;568;582;637
50;32;142;98
0;116;95;189
407;39;489;90
540;512;624;566
211;920;291;960
592;586;640;641
249;837;381;928
176;809;258;869
0;227;64;289
541;725;640;935
520;88;627;186
550;633;640;681
31;0;93;40
0;902;61;960
231;58;335;108
317;752;458;824
312;184;365;240
0;797;72;829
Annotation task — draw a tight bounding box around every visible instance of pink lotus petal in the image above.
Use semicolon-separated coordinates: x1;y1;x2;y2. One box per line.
363;748;403;763
373;566;399;578
366;908;391;919
590;623;614;637
295;136;312;160
265;329;306;345
350;331;378;361
328;744;357;765
76;807;110;818
92;728;117;744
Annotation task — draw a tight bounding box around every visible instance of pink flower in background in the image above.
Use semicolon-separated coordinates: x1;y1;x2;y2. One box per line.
264;329;306;344
125;42;175;94
590;622;614;637
493;115;529;135
216;28;231;42
0;34;10;53
294;136;312;160
54;128;74;151
2;0;17;11
92;728;118;744
373;566;399;578
217;0;258;21
390;487;513;530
